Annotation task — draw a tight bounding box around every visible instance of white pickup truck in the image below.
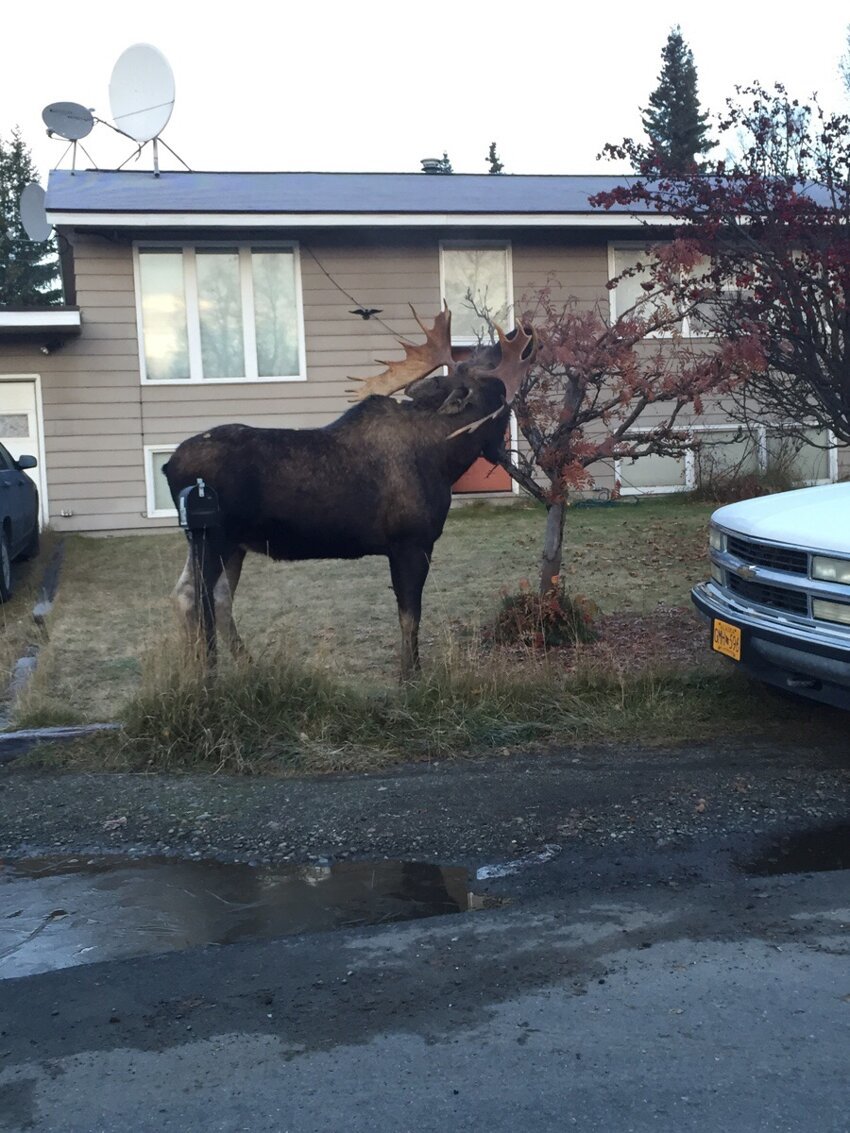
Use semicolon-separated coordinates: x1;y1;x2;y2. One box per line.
691;482;850;709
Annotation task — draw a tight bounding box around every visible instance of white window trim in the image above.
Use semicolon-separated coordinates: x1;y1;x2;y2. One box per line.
439;240;514;347
133;241;307;385
144;444;178;518
613;424;838;495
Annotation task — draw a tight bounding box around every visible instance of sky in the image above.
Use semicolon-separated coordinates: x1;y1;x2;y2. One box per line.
3;0;849;183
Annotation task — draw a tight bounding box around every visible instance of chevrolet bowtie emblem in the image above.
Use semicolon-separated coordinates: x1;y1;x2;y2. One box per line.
733;563;758;579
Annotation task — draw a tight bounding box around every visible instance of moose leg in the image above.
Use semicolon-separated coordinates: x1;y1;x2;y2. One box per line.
388;542;433;680
217;547;247;658
173;544;245;660
173;549;199;641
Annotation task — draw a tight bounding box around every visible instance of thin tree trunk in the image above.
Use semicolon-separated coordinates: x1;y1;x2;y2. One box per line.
539;500;566;597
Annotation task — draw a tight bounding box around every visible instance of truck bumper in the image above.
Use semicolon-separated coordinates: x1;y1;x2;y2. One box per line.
691;582;850;710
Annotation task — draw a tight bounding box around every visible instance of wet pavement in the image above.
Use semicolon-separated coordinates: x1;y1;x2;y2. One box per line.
739;821;850;876
0;856;475;979
0;740;848;1131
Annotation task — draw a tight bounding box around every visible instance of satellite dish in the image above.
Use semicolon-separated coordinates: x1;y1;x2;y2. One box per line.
42;102;94;141
109;44;175;143
19;183;53;242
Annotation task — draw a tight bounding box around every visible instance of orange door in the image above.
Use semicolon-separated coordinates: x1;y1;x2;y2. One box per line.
453;456;512;493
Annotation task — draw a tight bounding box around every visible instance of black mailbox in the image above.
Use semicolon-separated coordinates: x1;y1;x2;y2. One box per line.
177;479;221;530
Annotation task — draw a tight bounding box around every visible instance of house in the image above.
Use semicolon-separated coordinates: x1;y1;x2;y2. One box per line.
0;169;842;534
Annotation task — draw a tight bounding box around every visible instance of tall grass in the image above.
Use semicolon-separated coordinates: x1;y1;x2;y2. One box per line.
98;630;798;775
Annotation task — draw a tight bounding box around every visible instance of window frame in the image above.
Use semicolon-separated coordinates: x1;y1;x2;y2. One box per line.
144;443;178;518
438;240;514;346
437;240;520;495
133;240;307;385
613;424;838;495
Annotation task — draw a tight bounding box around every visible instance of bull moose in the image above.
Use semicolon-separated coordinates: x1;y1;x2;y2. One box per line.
163;306;536;677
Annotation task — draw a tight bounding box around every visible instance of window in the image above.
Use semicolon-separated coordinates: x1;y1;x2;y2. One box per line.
609;246;734;338
690;428;760;486
135;244;305;383
144;445;177;517
440;242;512;342
616;449;688;494
609;246;681;332
0;415;30;438
614;425;835;495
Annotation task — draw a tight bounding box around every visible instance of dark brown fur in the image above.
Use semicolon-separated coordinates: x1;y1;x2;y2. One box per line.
164;367;510;676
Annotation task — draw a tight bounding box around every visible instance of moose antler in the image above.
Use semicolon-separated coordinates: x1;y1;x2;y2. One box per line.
348;304;454;401
487;323;537;404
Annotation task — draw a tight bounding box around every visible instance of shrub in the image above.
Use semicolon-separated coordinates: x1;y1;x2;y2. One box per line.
490;580;598;649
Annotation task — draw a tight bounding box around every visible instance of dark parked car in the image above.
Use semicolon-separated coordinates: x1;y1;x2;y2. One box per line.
0;442;40;601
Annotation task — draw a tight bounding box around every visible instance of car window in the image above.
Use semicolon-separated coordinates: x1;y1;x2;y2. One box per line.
0;444;13;471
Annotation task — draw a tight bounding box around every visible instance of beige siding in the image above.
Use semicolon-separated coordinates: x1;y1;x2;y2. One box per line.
513;236;611;314
2;227;844;533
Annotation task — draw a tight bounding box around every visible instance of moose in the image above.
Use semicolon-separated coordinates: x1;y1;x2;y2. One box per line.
163;306;536;677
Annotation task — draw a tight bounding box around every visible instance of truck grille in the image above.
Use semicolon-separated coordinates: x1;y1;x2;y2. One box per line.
728;574;809;615
727;535;808;575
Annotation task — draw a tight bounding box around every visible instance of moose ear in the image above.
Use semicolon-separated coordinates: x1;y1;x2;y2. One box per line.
437;385;473;415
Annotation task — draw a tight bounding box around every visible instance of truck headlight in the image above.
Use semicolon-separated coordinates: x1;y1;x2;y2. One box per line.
812;599;850;626
709;526;726;552
812;556;850;585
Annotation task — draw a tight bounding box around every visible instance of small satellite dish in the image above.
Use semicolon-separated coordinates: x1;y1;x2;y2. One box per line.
42;102;94;141
19;183;52;242
109;44;175;143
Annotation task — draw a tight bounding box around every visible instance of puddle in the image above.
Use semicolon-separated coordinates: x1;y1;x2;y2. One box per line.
739;823;850;876
0;856;480;979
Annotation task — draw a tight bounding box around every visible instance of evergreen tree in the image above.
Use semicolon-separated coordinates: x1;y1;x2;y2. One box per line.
0;127;61;306
641;26;712;172
487;142;504;174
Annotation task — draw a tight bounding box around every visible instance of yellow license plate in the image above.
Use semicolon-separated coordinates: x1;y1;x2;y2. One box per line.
712;618;742;661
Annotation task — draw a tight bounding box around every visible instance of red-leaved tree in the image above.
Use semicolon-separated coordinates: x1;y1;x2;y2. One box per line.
502;281;736;596
593;82;850;449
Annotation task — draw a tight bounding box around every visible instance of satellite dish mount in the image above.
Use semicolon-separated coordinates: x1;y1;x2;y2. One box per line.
41;103;96;175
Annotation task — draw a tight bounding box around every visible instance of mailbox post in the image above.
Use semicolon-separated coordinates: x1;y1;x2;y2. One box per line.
177;479;222;659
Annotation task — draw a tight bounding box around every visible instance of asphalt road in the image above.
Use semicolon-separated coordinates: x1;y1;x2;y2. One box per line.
1;737;849;1132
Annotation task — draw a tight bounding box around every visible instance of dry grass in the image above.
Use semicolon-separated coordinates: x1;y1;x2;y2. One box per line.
0;530;60;721
27;640;848;776
13;497;718;727
11;496;848;770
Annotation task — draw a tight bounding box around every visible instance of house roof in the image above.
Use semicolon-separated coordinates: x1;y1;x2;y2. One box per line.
45;170;669;230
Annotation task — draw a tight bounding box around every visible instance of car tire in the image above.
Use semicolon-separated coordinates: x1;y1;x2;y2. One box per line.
0;529;12;603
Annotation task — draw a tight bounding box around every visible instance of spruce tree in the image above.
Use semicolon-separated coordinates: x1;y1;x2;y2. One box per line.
0;127;61;306
641;27;712;172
